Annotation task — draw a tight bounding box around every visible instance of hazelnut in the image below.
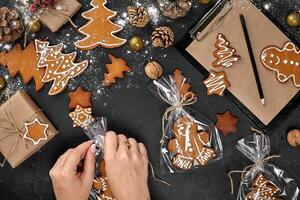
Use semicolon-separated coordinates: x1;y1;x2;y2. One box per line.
287;129;300;147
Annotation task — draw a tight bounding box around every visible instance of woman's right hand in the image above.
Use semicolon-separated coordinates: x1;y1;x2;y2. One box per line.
104;131;150;200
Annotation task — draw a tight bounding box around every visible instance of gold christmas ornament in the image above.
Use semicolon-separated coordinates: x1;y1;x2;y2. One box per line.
198;0;211;4
127;6;149;28
129;36;144;51
286;12;300;27
287;129;300;147
0;76;6;90
29;19;42;33
145;61;163;80
152;26;174;48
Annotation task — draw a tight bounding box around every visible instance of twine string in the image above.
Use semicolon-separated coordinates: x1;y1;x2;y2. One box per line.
159;91;197;144
148;161;170;186
0;100;43;167
227;155;281;194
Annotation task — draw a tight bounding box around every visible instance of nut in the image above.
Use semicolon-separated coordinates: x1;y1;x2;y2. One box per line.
145;61;163;80
287;129;300;147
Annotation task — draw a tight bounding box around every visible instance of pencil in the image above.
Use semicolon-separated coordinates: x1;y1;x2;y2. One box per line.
240;14;265;105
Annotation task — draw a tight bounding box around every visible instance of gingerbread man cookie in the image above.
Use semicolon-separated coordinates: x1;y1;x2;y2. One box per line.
212;33;240;68
261;41;300;87
246;174;283;200
168;117;215;170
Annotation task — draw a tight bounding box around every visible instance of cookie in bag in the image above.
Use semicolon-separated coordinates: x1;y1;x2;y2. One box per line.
168;116;216;170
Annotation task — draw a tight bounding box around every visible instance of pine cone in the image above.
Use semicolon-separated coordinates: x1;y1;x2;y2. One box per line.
127;6;149;28
152;26;174;48
157;0;192;19
0;7;24;44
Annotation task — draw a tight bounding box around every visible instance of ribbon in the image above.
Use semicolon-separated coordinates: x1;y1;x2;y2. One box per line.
228;155;281;194
227;127;280;194
0;99;43;167
159;91;197;144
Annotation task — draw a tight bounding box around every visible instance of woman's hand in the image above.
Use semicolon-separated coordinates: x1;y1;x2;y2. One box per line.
49;141;96;200
104;131;150;200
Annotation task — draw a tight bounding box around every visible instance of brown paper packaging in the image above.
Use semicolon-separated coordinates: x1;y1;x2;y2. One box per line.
39;0;81;32
0;91;58;168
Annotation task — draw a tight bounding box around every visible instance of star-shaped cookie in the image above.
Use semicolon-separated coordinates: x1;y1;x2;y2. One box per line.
24;118;49;145
68;86;92;109
215;110;239;136
69;105;95;127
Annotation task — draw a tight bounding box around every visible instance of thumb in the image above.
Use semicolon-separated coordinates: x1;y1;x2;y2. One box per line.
81;144;96;185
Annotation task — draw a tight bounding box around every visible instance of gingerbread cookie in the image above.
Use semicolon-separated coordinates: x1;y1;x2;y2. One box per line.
212;33;240;68
246;174;283;200
0;42;45;91
215;110;239;136
93;160;115;200
74;0;126;50
24;118;49;145
203;70;230;96
102;54;132;87
173;69;194;98
68;86;92;109
261;41;300;87
35;40;89;95
168;117;215;170
69;105;95;127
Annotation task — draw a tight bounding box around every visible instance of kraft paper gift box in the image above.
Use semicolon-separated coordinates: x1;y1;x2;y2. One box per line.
0;90;58;168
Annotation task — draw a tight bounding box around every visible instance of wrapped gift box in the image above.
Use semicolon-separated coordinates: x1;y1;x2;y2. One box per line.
0;91;58;168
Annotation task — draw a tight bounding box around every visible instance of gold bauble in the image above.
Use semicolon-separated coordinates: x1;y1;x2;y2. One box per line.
129;36;144;51
198;0;211;4
0;76;6;90
29;19;42;33
286;12;300;27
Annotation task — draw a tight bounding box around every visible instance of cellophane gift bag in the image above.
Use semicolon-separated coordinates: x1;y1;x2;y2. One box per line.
233;132;299;200
153;70;223;173
83;117;116;200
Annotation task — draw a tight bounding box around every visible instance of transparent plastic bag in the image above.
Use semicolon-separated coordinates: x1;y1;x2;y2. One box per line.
153;74;223;173
82;117;115;200
234;132;299;200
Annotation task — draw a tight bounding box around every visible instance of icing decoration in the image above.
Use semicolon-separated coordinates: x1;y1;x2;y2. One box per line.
69;105;95;128
246;174;283;200
35;40;89;95
68;86;92;109
215;110;239;136
168;117;215;170
173;69;194;98
261;41;300;87
0;42;45;91
24;118;49;145
74;0;126;50
102;54;132;87
212;33;240;68
203;70;230;96
93;160;116;200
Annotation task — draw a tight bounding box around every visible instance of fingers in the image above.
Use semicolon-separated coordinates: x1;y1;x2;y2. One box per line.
49;148;73;179
104;131;118;157
63;141;93;173
138;143;148;159
128;138;138;153
81;144;96;184
117;134;129;152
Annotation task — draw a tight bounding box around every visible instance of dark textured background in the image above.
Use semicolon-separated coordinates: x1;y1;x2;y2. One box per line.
0;0;300;200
